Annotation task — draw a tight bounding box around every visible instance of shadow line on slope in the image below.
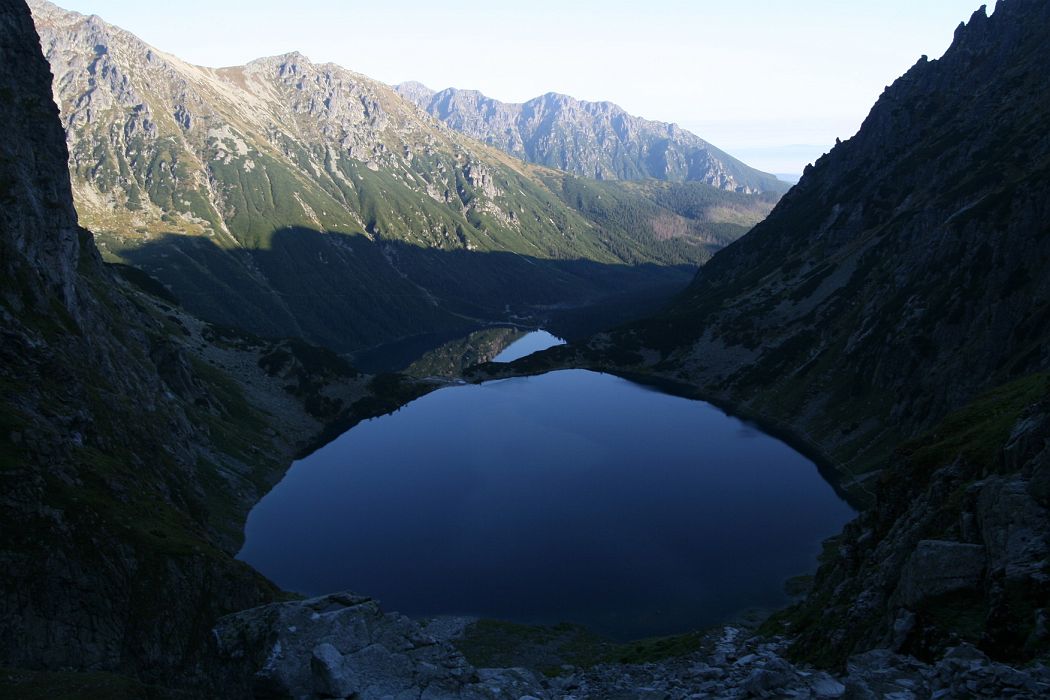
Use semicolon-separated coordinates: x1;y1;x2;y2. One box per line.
119;227;700;356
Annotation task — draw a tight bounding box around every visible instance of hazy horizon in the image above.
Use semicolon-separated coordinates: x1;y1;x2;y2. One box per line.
47;0;986;173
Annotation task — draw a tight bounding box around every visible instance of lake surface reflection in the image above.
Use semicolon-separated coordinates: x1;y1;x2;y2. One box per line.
239;365;853;639
492;330;565;362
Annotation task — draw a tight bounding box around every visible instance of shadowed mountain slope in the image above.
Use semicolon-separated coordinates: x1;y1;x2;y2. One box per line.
493;0;1050;667
29;0;779;353
1;1;432;693
611;0;1050;478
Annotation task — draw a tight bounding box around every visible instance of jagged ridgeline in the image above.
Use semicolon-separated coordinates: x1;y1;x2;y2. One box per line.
29;0;782;354
397;83;788;194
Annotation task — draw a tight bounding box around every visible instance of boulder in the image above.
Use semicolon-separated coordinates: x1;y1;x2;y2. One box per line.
844;649;930;700
896;540;986;607
810;673;846;698
214;591;548;699
476;668;546;698
310;643;354;698
976;477;1050;581
743;667;792;696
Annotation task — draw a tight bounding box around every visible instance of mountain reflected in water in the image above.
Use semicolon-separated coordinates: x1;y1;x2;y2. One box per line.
240;366;853;640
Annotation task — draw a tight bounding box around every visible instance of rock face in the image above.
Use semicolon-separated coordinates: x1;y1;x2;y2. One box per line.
215;593;544;699
588;0;1050;476
897;540;986;608
0;1;417;694
216;598;1050;699
0;0;79;314
2;0;268;681
28;0;779;354
397;84;787;195
786;392;1050;665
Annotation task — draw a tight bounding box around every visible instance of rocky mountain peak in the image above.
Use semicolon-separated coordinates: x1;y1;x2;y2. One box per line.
537;90;572;103
393;79;434;105
399;82;787;193
28;0;778;354
25;0;74;22
246;50;313;74
955;3;990;38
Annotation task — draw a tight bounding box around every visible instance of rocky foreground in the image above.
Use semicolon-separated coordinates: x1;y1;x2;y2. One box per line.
214;592;1050;699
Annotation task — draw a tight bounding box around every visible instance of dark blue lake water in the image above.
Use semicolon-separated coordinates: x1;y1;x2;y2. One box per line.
492;330;565;363
239;362;854;639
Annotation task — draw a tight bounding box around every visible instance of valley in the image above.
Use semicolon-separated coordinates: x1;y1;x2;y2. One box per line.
29;0;783;355
2;0;1049;698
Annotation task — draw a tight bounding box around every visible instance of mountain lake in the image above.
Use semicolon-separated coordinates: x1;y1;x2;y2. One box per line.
239;332;855;640
490;329;566;362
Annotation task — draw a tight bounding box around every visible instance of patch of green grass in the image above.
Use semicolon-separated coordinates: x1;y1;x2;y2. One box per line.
188;356;271;464
898;371;1049;475
613;631;706;664
454;619;708;676
56;446;221;559
454;620;615;676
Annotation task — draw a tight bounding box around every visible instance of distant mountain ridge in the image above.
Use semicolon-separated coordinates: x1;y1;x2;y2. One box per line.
397;82;787;194
29;0;779;353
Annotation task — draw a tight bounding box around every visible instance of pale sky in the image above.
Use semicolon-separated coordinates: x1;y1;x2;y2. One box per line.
50;0;987;174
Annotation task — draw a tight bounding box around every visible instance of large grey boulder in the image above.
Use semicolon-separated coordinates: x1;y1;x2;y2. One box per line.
843;649;930;700
895;540;986;608
213;592;547;699
310;643;356;698
977;477;1050;581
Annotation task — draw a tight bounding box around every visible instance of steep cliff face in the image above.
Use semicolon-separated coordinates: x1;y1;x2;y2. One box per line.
29;0;778;354
0;1;414;694
782;373;1050;666
397;83;788;194
598;0;1050;481
0;0;79;314
513;0;1050;667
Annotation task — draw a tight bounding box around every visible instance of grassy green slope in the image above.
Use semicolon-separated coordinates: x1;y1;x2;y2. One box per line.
33;0;777;353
